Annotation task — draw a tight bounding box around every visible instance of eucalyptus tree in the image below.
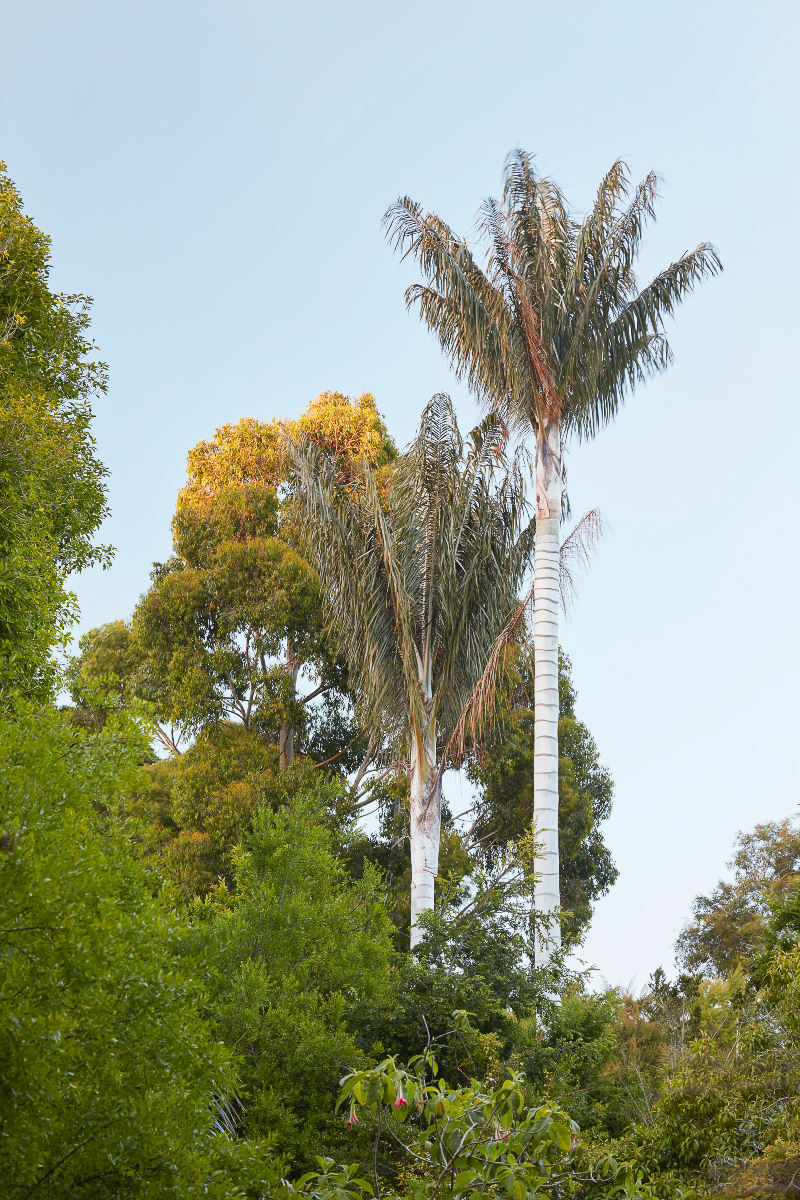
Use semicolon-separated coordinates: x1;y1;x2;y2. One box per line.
384;151;721;953
286;393;530;946
1;161;109;701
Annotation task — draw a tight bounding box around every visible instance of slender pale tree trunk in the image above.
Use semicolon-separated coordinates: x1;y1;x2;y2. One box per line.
533;417;562;961
279;637;299;770
409;716;441;949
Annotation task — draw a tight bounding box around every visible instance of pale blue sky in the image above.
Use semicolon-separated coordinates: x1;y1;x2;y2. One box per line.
3;0;798;985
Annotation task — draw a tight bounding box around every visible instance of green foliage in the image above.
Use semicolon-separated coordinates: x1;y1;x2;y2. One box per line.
652;972;800;1175
296;1158;374;1200
342;868;630;1149
0;159;752;1200
756;884;800;974
184;788;394;1166
341;780;481;950
132;756;181;831
337;1055;582;1200
162;721;319;892
64;617;359;899
0;701;280;1197
0;162;109;699
675;817;800;976
516;988;621;1133
564;945;800;1194
349;903;554;1089
133;483;321;739
467;651;617;941
127;397;392;765
65;618;141;728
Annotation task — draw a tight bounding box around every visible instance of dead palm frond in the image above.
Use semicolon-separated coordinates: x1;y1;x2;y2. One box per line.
559;508;608;616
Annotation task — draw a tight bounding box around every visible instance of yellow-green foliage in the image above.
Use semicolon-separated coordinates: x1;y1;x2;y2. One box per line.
650;956;800;1174
177;391;395;514
676;818;800;977
296;390;397;473
692;966;746;1050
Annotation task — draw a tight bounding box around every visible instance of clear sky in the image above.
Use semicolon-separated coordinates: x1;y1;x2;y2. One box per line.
3;0;798;986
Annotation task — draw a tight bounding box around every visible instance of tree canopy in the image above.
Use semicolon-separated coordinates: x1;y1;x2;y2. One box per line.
676;818;800;977
0;162;109;699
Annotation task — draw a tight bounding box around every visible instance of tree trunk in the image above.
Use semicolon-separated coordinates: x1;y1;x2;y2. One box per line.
533;417;562;961
409;719;440;949
279;638;299;770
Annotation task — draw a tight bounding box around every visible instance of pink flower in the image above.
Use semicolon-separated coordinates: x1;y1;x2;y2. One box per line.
346;1111;360;1129
394;1094;407;1110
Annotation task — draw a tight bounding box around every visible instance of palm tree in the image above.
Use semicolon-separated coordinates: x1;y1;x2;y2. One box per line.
286;393;530;946
384;152;722;956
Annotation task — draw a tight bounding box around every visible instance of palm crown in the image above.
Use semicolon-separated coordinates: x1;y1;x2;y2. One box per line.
285;392;531;759
384;151;722;448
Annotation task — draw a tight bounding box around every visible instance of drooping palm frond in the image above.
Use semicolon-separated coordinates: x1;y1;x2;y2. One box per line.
211;1090;243;1141
285;430;421;744
559;509;608;615
564;242;723;441
441;507;606;766
383;199;523;419
479;195;559;431
441;592;529;770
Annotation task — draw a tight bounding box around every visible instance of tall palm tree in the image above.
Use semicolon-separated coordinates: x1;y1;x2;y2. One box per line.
384;152;722;956
286;393;530;946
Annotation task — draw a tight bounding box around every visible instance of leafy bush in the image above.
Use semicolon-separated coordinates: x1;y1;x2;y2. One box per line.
0;702;279;1197
184;785;394;1167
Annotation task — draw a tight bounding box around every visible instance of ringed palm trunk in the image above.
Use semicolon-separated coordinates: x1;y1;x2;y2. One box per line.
409;715;441;949
533;418;562;961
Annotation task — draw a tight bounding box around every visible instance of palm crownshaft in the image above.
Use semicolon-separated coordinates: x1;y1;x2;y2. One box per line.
384;152;721;954
286;394;530;944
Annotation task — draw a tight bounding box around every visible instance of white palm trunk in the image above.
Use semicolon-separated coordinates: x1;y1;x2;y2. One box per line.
409;718;441;949
533;418;562;961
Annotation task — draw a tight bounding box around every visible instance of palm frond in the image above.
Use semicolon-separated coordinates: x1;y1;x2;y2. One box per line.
441;506;606;766
566;242;723;440
211;1090;242;1140
409;283;518;422
563;167;658;367
559;508;607;615
384;198;518;417
440;586;532;770
284;431;419;741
